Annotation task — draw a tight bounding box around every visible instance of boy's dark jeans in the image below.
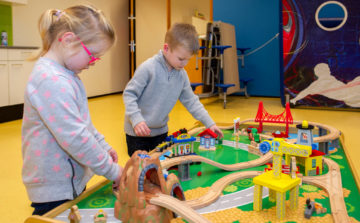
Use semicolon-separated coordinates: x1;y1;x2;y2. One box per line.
126;132;168;157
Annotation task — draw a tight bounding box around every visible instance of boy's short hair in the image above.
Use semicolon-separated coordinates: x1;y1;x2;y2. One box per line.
165;23;199;55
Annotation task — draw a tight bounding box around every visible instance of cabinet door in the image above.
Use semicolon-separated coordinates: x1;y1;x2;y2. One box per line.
0;61;9;106
8;60;33;105
0;49;7;60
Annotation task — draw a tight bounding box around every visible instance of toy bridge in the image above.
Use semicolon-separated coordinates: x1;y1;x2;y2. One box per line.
255;102;293;137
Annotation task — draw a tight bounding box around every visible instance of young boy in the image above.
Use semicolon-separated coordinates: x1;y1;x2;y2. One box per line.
123;23;223;156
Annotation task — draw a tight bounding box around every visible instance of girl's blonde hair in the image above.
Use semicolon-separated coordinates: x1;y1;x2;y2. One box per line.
165;23;199;55
34;4;115;60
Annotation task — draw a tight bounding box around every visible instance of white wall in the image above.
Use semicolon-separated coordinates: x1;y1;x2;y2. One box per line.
171;0;210;24
135;0;210;68
135;0;167;67
12;0;129;96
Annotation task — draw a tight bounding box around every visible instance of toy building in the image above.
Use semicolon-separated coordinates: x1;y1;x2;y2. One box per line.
197;128;218;150
296;120;315;147
172;133;196;156
297;149;325;176
295;120;324;176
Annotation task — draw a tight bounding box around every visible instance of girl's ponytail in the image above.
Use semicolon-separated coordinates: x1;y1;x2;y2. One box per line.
32;5;115;61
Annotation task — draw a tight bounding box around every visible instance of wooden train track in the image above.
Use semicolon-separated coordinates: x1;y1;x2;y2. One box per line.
150;194;211;223
161;152;272;171
185;171;263;209
303;157;351;223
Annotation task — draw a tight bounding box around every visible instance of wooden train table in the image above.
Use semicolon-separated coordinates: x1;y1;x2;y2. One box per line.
25;122;360;223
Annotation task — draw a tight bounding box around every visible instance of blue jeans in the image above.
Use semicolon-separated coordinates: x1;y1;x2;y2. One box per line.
126;132;168;157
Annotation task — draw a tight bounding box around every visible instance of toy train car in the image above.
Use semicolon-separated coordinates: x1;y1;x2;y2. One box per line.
155;141;174;152
171;128;187;138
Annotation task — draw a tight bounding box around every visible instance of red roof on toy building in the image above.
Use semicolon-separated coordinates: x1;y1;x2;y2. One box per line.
197;128;218;138
310;149;325;157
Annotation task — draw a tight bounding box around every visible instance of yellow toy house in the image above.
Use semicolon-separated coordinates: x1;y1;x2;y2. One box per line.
297;149;325;176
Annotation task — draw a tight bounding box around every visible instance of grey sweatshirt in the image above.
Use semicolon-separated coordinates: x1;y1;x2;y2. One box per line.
123;50;215;136
22;57;119;203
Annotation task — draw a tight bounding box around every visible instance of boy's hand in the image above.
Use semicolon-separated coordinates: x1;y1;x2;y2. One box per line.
210;124;224;139
108;148;118;163
113;166;124;191
134;121;151;136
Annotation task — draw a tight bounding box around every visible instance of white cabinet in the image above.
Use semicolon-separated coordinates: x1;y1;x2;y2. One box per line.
0;61;9;107
9;61;33;105
8;49;34;105
0;49;9;107
0;48;36;106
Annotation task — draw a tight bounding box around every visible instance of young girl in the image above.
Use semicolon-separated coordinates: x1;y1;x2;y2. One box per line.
21;5;123;215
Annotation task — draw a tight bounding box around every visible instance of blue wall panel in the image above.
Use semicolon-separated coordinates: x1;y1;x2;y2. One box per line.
283;0;360;109
213;0;281;97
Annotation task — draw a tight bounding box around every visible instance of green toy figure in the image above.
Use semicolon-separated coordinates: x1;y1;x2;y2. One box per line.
251;128;260;143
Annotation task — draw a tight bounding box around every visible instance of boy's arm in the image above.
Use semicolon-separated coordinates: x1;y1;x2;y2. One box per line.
123;66;149;128
28;78;119;181
178;73;215;128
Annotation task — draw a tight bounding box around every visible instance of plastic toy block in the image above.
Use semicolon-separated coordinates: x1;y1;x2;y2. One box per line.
290;185;299;210
304;198;315;219
269;189;276;202
315;203;327;214
276;192;286;219
273;154;282;179
253;184;263;211
253;170;301;193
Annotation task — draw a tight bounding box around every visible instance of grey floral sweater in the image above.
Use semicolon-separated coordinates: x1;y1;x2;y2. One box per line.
22;57;119;203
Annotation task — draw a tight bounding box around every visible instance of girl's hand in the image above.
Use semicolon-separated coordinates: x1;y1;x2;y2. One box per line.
113;166;124;191
108;148;118;163
210;124;224;139
134;121;151;136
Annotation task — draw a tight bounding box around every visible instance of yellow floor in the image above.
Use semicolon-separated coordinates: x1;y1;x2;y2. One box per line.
1;94;359;222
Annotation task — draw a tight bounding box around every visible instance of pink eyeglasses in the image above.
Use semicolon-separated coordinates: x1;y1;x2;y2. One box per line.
58;37;100;65
79;41;100;65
